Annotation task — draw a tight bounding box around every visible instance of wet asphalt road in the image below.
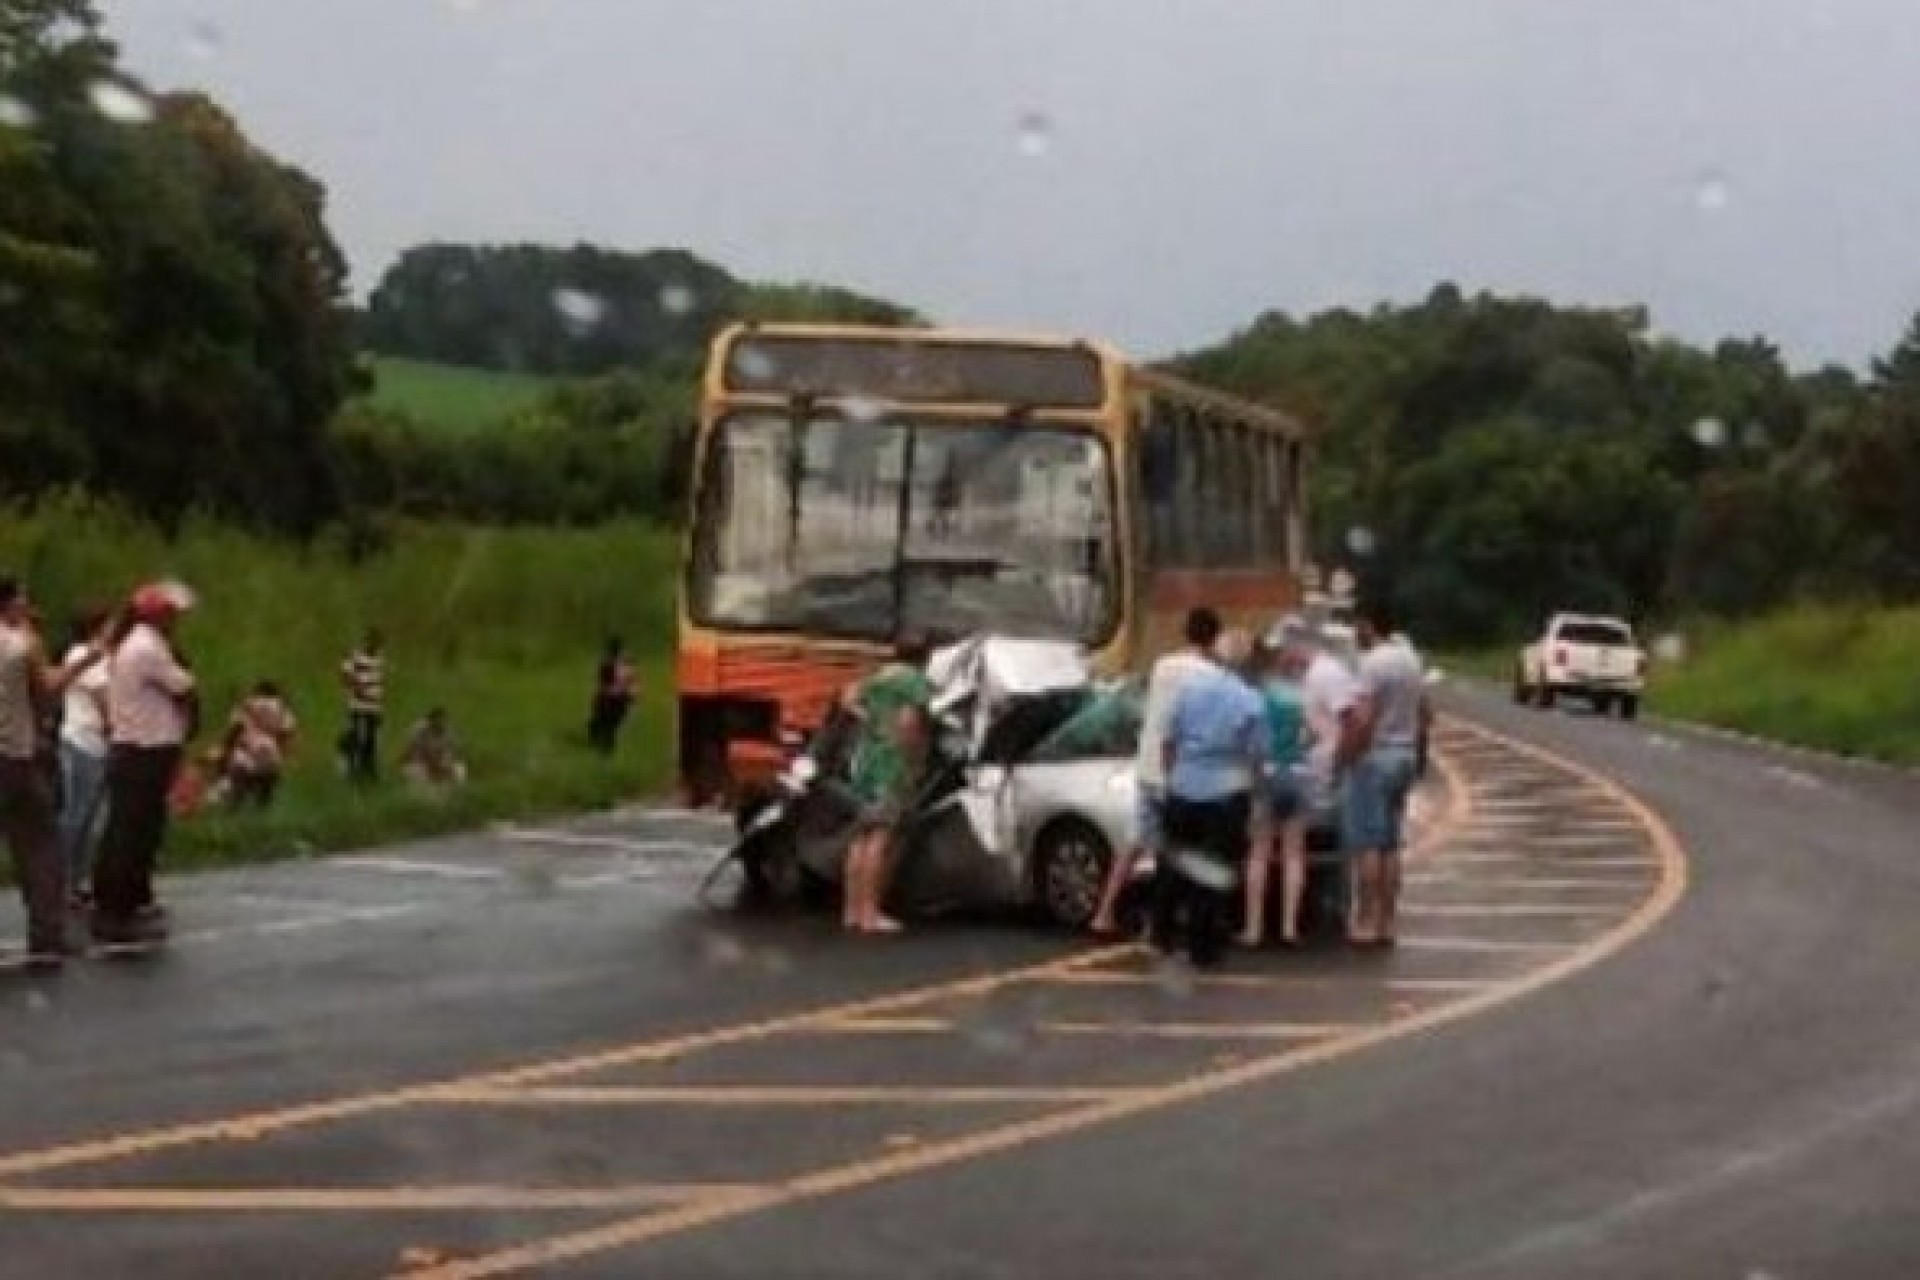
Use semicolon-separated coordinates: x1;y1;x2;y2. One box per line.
0;691;1915;1278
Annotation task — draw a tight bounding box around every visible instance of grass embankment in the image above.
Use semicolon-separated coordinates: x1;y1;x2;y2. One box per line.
1447;605;1920;766
357;356;560;433
1654;606;1920;765
2;495;679;871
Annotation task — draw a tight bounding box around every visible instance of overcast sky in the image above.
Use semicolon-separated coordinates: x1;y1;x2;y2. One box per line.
101;0;1920;367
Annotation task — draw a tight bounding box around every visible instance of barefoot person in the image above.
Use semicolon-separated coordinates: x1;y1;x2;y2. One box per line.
836;637;933;935
1242;631;1312;948
1089;607;1221;936
841;702;928;935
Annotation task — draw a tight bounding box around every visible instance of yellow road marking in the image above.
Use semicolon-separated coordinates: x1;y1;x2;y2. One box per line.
0;1185;757;1212
1045;971;1495;993
400;722;1692;1280
1403;903;1613;918
1396;935;1571;953
812;1016;1354;1040
811;1016;953;1034
434;1086;1146;1106
0;944;1137;1181
1041;1021;1356;1039
1408;876;1647;890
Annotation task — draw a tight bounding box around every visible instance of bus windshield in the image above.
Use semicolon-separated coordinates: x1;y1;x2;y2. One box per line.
688;411;1118;646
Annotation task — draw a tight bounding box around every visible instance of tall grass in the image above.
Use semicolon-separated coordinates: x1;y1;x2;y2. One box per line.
1;493;682;869
357;356;561;434
1655;604;1920;765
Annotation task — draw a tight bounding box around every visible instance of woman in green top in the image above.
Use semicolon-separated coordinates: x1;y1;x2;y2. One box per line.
1244;636;1312;949
838;639;933;935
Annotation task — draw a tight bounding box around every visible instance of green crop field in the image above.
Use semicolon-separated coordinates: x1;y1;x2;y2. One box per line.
1;493;681;872
357;356;561;433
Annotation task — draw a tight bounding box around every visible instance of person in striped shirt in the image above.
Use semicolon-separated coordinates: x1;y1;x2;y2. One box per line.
338;629;385;784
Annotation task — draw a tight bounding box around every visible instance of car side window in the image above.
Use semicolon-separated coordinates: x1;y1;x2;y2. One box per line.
1026;684;1143;763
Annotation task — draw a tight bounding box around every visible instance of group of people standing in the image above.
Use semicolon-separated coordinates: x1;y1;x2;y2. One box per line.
2;577;197;960
1091;602;1428;955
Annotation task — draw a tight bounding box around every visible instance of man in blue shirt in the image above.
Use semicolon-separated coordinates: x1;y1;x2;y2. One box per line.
1158;629;1269;961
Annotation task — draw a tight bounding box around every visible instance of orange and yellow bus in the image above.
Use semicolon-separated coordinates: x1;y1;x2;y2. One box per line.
676;322;1310;801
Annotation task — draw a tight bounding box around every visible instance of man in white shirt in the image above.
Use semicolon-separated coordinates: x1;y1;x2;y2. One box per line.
1345;604;1427;945
1088;607;1222;935
93;583;196;946
1;576;106;963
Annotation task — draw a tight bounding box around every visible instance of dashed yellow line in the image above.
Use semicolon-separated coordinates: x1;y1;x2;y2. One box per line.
0;1185;757;1212
401;721;1692;1280
0;944;1138;1182
434;1086;1146;1106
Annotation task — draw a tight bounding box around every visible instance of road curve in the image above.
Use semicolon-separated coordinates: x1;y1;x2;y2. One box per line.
0;688;1915;1277
533;687;1920;1280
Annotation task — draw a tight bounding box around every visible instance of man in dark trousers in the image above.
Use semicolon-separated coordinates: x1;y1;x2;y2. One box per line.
1;576;107;963
339;628;386;783
92;583;195;947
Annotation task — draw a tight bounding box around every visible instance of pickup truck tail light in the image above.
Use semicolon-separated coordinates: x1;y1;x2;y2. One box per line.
1635;653;1647;676
1553;646;1569;669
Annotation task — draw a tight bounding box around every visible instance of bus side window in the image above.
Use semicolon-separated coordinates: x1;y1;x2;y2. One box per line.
1138;405;1176;569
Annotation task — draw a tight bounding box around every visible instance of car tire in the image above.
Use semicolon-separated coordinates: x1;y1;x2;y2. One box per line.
1511;669;1530;704
1619;695;1640;721
1034;820;1113;930
1538;684;1557;709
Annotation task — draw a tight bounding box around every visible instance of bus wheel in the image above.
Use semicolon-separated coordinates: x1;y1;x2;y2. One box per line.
1035;820;1111;930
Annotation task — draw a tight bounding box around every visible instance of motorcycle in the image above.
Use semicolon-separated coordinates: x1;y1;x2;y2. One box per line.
698;633;1099;921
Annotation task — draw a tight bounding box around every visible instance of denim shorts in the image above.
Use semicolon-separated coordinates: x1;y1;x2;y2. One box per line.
1342;746;1419;855
1265;769;1306;822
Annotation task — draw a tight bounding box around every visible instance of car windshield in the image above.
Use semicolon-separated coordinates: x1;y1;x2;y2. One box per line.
688;411;1118;645
1559;621;1633;646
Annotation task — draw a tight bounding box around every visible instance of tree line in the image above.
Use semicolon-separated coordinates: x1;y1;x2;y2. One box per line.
1172;285;1920;644
2;0;356;536
8;1;1919;644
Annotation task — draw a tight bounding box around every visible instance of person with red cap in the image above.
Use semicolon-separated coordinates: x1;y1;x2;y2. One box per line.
1;575;108;964
92;582;197;946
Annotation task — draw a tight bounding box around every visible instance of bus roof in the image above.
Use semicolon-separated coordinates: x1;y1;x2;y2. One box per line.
706;321;1308;436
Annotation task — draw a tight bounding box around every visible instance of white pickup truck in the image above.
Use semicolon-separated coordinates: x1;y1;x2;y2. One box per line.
1515;613;1647;718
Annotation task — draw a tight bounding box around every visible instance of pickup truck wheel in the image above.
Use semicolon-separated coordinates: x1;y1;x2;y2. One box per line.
1536;684;1557;709
1618;695;1640;721
1511;669;1531;704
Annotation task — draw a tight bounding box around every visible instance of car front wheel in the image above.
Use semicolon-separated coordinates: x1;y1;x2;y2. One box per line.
1034;820;1113;930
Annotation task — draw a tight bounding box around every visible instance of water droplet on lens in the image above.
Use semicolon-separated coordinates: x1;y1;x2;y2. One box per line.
0;94;36;129
657;283;696;317
511;859;557;897
1014;110;1053;158
1690;416;1728;448
1345;526;1377;557
1693;169;1731;212
551;287;605;329
89;81;154;124
701;932;748;967
184;19;222;59
842;395;889;424
735;347;777;381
